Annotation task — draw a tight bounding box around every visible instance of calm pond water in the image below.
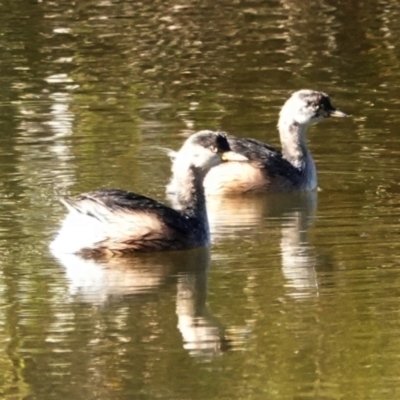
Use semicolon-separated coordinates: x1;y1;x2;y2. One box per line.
2;0;400;399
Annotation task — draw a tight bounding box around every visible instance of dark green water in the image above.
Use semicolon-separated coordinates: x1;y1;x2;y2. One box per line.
2;0;400;399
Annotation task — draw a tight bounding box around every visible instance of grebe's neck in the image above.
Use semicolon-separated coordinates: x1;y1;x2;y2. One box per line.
278;118;317;190
173;165;209;235
278;118;312;168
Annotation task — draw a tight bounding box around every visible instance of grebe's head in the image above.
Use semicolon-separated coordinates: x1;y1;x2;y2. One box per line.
175;130;247;171
280;90;347;126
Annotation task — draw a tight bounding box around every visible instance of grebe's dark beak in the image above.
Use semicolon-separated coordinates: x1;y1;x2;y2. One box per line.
328;109;347;118
220;151;248;162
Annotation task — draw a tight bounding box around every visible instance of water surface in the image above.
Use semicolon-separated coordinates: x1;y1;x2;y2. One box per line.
2;0;400;399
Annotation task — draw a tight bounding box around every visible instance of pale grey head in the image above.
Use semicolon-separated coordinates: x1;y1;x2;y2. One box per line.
172;130;247;176
279;89;347;127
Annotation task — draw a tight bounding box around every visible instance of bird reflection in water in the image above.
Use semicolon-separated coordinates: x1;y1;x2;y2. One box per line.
51;247;245;359
277;191;319;299
206;190;319;299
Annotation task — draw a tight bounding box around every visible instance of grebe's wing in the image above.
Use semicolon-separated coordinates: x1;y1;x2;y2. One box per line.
55;189;192;253
227;136;301;180
227;136;281;162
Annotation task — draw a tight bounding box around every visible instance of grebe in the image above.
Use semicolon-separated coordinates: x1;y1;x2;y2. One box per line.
168;90;347;195
50;131;247;256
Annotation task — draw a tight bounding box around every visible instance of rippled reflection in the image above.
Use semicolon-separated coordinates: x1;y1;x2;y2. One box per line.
51;247;237;359
278;192;318;299
208;191;318;299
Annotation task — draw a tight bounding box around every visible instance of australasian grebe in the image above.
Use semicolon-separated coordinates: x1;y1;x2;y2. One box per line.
168;90;347;195
50;131;247;256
